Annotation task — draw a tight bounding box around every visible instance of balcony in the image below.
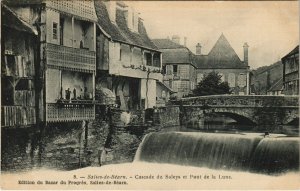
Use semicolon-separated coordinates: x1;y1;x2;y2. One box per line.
46;43;96;73
46;103;95;123
1;106;36;127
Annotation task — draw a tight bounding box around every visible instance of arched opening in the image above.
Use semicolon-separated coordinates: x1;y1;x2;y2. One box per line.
203;112;256;131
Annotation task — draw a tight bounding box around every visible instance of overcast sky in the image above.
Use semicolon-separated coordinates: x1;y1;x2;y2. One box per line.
126;1;299;69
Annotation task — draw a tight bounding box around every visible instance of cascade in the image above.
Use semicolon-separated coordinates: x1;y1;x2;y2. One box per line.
134;132;299;174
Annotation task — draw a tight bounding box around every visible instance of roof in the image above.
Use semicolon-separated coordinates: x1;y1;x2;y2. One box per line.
153;38;196;67
195;34;248;69
157;81;175;93
152;39;186;49
160;48;193;64
282;45;299;61
94;1;158;51
267;77;283;92
1;4;37;35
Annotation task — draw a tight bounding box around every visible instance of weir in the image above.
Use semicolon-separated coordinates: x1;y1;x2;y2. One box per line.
134;132;300;174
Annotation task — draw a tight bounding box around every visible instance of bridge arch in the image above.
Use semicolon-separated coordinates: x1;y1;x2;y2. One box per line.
208;111;257;126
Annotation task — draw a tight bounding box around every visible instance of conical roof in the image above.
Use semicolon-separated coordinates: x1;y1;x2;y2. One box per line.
195;34;247;69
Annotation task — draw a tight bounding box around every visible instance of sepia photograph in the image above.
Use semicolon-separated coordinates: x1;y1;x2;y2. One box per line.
1;0;299;190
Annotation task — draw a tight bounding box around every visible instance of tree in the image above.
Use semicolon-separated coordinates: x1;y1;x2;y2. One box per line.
192;72;231;96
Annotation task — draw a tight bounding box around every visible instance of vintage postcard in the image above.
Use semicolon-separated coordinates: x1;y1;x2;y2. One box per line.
1;0;299;190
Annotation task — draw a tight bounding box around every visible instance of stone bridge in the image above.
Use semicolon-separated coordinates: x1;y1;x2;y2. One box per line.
173;95;299;130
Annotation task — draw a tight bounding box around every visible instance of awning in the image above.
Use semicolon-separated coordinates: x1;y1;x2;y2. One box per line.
95;86;116;105
2;4;38;35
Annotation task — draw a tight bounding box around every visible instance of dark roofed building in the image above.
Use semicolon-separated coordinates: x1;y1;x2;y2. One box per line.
194;34;248;69
153;37;196;98
94;0;157;51
95;1;165;109
152;39;185;49
194;34;250;95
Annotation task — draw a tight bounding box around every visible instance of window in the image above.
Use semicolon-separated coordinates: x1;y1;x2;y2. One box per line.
162;66;166;74
228;73;235;87
238;73;246;87
153;53;160;67
144;53;152;66
53;22;58;40
173;65;178;76
166;65;172;75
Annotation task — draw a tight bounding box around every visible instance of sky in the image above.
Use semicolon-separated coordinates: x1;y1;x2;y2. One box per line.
126;1;299;69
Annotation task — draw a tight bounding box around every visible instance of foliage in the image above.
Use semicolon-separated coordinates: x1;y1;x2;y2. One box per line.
192;72;231;96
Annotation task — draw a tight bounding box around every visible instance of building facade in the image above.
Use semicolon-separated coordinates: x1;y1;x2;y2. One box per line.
4;0;98;125
153;37;196;98
1;4;38;128
282;45;299;95
194;34;250;95
95;1;163;110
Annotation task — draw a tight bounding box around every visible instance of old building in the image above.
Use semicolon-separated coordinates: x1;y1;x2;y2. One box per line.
152;37;196;98
4;0;98;124
1;4;37;128
194;34;250;95
282;45;299;95
95;1;163;110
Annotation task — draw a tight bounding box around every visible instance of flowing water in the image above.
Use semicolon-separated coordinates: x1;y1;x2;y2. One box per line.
135;132;300;174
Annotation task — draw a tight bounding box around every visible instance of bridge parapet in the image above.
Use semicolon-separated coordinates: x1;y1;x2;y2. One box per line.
176;95;299;108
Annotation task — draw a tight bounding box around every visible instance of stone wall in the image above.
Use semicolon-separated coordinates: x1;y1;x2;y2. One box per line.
154;106;180;127
2;105;181;172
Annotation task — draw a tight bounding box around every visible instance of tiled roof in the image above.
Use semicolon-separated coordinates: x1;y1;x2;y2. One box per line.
152;39;186;49
267;77;283;92
282;45;299;61
94;1;157;51
1;4;37;35
195;34;248;69
153;38;196;67
160;48;191;64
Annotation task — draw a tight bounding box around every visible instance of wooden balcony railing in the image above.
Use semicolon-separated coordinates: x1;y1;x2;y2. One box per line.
46;103;95;122
46;43;96;73
1;106;36;127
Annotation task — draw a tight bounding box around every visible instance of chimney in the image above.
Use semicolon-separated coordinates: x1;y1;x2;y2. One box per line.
243;42;249;65
105;1;116;24
171;35;180;44
196;43;202;55
184;37;187;47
